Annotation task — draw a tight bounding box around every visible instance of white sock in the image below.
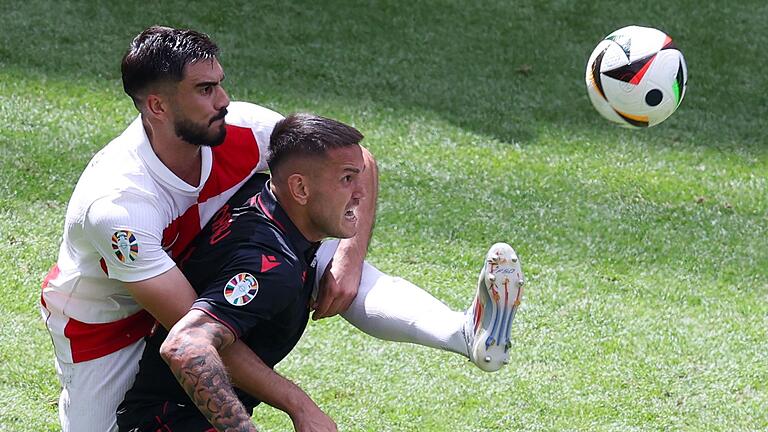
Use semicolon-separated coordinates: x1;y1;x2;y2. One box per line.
315;240;469;357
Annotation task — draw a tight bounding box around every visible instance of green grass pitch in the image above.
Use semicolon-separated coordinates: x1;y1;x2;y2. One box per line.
0;1;766;431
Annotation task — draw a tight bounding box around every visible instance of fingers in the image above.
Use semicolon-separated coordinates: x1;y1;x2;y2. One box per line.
311;266;335;320
312;288;334;320
312;288;350;320
313;291;355;320
311;267;356;320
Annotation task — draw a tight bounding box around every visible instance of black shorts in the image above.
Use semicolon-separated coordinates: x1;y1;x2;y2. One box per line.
116;400;213;432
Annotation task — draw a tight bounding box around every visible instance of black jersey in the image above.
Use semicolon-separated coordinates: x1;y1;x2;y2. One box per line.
120;174;319;412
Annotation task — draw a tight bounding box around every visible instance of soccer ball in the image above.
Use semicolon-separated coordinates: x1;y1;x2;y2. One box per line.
585;25;687;128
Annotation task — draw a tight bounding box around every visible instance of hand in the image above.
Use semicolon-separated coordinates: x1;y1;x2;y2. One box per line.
290;405;338;432
312;258;360;320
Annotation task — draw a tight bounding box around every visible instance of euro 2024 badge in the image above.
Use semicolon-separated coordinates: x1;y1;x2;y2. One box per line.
224;273;259;306
112;230;139;263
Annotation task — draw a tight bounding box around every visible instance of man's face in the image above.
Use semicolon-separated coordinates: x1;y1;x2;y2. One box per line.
169;58;230;147
305;145;365;239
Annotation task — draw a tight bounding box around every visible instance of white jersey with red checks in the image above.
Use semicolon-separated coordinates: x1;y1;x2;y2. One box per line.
41;101;283;364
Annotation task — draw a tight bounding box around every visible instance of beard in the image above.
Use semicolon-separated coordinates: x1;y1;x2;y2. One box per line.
174;108;228;147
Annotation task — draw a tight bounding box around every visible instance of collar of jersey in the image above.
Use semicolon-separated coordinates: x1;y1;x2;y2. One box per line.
257;181;320;263
130;115;213;195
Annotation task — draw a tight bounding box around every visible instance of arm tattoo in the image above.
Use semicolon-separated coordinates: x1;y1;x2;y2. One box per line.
161;311;257;432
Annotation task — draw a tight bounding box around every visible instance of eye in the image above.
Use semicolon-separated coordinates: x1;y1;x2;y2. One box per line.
201;85;213;95
342;175;353;183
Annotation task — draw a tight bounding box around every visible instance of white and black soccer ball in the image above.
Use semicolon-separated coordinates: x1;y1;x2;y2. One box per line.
585;25;687;128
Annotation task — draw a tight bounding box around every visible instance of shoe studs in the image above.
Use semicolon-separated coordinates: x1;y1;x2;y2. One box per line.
484;356;491;363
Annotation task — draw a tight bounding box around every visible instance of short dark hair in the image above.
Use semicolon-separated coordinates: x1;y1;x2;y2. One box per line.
268;113;364;177
121;26;219;107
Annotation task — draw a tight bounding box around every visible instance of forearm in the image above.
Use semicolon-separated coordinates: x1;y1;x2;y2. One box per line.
169;345;256;432
125;266;199;330
334;146;379;277
127;268;320;421
222;343;321;420
161;313;257;432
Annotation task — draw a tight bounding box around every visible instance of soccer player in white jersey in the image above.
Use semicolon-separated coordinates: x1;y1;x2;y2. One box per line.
39;26;525;432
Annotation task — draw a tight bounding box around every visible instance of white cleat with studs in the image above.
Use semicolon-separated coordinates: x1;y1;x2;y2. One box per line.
464;242;524;372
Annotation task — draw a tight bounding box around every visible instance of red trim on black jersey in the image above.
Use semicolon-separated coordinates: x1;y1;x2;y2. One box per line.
191;306;240;339
257;194;286;232
261;255;282;272
209;204;232;245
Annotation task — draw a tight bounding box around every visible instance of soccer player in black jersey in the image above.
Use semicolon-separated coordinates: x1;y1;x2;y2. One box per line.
117;113;366;432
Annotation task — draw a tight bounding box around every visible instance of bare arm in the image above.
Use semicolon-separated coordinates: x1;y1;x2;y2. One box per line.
126;268;335;431
312;146;379;320
218;344;336;431
160;310;255;432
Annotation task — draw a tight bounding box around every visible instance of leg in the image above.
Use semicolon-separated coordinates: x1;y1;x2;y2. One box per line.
54;339;145;432
314;240;525;371
318;239;468;355
464;243;525;371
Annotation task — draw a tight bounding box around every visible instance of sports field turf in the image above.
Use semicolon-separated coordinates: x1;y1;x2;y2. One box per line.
1;1;766;431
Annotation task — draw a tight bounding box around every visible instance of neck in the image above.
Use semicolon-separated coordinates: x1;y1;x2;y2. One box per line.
143;117;203;187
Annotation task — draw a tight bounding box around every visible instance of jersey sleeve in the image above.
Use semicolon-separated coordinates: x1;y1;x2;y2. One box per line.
83;194;176;283
225;101;284;172
191;246;302;338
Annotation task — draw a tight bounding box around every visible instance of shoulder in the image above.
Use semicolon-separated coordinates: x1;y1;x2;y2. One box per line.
184;210;299;282
80;192;175;281
70;122;161;216
225;101;284;131
84;116;145;175
195;239;303;312
225;211;302;279
215;102;284;170
84;192;164;234
230;214;301;272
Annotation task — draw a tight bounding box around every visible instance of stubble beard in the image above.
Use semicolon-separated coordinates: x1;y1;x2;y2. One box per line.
174;109;228;147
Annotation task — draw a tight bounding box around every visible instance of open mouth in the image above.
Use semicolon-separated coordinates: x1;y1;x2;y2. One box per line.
344;208;357;222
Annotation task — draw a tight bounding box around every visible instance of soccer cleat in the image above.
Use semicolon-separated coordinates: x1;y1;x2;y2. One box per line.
464;242;524;372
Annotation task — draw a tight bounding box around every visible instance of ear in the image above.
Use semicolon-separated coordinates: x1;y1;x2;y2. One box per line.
287;173;310;205
144;93;170;121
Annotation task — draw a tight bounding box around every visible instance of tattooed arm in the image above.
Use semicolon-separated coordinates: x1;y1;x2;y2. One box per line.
160;309;257;432
127;268;335;431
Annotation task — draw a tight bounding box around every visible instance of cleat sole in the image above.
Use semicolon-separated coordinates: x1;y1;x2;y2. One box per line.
470;243;524;372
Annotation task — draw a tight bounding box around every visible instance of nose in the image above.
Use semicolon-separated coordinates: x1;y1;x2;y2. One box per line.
352;180;365;201
216;85;231;110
